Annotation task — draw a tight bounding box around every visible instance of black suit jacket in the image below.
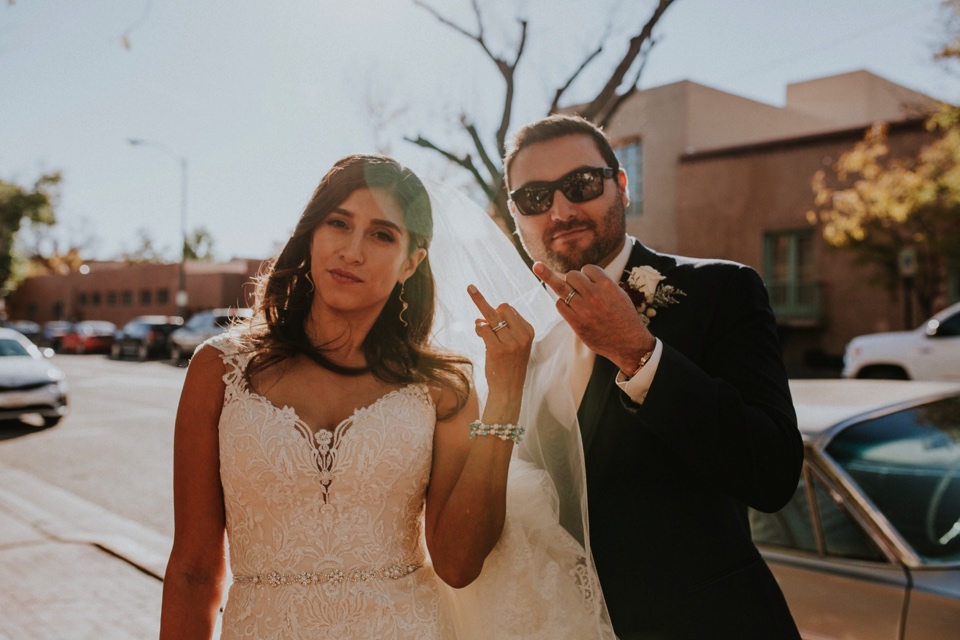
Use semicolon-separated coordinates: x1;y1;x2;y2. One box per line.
578;241;803;639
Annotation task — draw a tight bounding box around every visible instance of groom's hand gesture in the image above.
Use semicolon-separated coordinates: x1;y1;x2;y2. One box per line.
533;261;657;377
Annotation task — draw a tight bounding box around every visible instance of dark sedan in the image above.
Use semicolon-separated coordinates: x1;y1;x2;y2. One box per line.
109;315;183;361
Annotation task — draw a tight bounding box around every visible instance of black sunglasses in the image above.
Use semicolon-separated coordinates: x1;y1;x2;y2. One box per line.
509;166;615;216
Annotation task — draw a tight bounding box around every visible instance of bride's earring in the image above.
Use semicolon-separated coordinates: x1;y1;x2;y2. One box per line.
398;281;409;328
305;271;315;293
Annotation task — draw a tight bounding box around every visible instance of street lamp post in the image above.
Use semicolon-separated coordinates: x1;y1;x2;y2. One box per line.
127;138;189;317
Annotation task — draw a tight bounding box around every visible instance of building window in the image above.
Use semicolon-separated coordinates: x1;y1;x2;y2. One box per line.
107;291;117;306
157;288;169;305
52;301;64;319
613;139;643;216
77;293;88;306
140;289;152;305
122;290;133;306
91;292;101;307
763;230;821;324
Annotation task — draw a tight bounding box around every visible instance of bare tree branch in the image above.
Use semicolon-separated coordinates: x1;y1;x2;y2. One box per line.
405;135;496;200
579;0;676;122
597;36;657;128
120;0;153;50
494;20;527;157
550;44;604;114
406;0;676;235
462;117;501;184
413;1;528;189
414;0;496;61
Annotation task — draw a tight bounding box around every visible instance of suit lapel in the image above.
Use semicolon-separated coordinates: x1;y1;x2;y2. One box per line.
577;355;616;453
577;240;663;455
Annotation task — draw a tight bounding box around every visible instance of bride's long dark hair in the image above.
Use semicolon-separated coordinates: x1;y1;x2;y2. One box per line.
244;154;471;419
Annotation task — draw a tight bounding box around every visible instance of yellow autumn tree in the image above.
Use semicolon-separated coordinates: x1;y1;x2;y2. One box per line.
808;106;960;320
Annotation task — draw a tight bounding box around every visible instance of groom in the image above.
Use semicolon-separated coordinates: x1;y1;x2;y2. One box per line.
504;115;803;639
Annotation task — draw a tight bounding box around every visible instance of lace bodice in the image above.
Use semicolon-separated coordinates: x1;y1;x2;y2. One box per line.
208;332;453;639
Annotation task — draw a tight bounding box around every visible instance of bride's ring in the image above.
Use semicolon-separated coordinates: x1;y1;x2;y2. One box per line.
491;320;508;333
564;289;578;305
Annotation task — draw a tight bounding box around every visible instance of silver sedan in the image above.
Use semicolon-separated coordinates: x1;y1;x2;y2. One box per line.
0;327;69;427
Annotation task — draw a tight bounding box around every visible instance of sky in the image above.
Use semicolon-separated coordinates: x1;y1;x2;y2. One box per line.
1;0;956;262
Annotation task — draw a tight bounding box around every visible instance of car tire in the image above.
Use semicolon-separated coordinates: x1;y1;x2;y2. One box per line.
170;345;183;362
857;365;909;380
109;343;121;360
137;343;149;361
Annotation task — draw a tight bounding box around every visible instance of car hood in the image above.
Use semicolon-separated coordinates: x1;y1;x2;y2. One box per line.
912;566;960;599
848;330;916;347
0;357;62;387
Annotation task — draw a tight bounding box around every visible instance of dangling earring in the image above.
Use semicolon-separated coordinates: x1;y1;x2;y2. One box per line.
305;271;315;293
398;281;409;328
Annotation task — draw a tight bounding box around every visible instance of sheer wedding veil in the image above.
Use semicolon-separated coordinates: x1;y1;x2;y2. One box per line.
424;180;613;637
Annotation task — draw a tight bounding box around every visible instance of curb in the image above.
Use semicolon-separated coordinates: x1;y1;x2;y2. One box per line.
0;463;170;580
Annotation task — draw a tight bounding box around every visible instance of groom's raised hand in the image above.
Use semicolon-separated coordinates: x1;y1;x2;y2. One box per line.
532;262;656;377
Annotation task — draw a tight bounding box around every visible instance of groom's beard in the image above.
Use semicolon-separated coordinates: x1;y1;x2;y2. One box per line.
517;198;626;274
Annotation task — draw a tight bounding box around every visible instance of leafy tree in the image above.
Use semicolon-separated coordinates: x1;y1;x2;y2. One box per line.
183;226;216;261
938;0;960;67
16;215;97;278
0;173;61;295
808;109;960;321
119;227;169;264
406;0;677;237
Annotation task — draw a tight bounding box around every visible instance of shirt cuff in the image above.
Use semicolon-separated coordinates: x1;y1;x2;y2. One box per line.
614;339;663;405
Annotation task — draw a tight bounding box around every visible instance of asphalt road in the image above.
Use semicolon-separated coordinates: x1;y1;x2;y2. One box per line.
0;354;184;540
0;354;191;639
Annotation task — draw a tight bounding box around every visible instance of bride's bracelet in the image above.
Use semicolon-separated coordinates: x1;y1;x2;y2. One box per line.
468;420;525;443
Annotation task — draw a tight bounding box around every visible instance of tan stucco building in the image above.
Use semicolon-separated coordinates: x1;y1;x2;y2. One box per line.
598;70;949;371
7;71;954;371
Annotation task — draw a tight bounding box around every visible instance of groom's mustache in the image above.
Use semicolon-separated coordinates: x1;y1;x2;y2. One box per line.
547;219;594;241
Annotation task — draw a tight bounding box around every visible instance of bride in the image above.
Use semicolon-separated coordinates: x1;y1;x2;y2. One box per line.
159;154;613;639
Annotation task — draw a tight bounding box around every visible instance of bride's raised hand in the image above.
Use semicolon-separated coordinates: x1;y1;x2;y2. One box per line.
467;284;534;399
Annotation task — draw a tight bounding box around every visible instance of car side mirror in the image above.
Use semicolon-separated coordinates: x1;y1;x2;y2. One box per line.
925;318;960;338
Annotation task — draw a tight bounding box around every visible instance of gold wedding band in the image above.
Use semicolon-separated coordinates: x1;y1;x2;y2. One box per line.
564;289;578;305
491;320;508;333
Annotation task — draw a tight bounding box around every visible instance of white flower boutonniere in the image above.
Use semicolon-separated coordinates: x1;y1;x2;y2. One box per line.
620;265;686;325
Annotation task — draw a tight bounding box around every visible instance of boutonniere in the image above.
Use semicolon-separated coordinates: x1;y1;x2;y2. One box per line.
619;265;686;325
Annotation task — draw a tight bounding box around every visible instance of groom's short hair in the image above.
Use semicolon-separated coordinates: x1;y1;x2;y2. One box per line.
504;114;620;189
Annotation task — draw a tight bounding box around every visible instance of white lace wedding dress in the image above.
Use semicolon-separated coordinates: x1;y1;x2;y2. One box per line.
210;330;614;639
213;332;454;639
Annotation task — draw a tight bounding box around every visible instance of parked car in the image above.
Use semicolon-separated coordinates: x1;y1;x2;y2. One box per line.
2;320;41;344
168;308;253;362
109;316;183;361
750;379;960;640
0;327;68;427
41;320;74;352
60;320;116;354
842;301;960;380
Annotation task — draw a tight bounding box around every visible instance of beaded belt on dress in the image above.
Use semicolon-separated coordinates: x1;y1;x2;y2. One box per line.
233;562;422;587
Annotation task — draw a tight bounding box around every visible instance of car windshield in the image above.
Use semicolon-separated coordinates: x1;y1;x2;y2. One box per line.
185;314;211;330
0;339;30;357
826;394;960;564
82;321;114;333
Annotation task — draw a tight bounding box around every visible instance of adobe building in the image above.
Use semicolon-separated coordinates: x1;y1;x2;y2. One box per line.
7;71;953;371
595;70;949;372
5;258;264;326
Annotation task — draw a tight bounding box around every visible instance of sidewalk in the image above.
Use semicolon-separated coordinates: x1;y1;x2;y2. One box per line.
0;465;167;640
